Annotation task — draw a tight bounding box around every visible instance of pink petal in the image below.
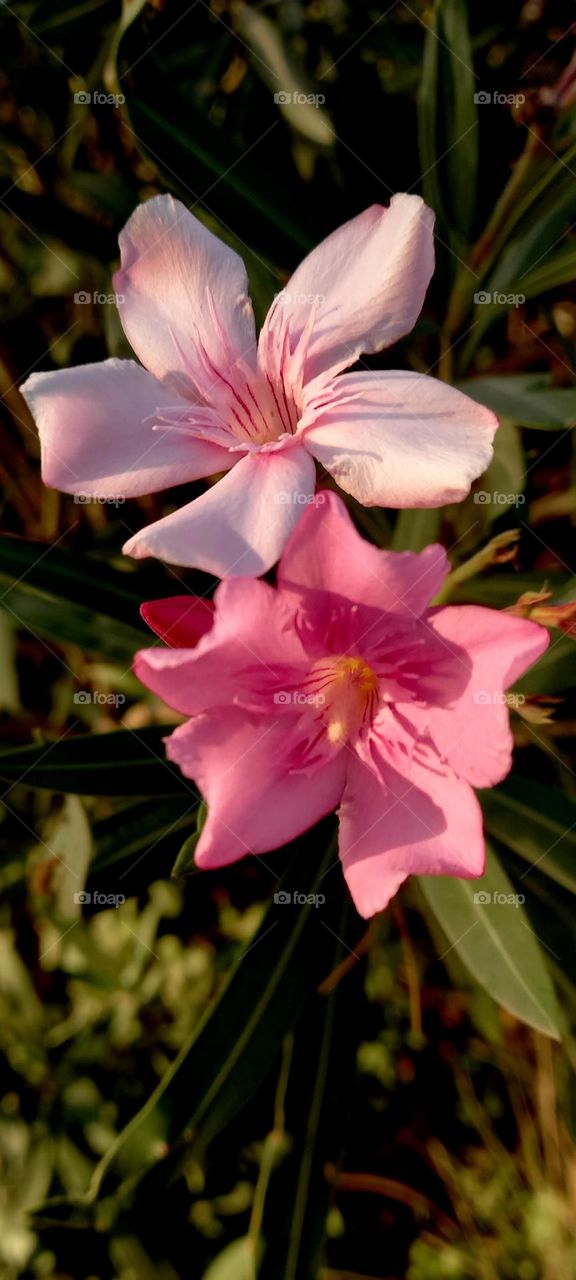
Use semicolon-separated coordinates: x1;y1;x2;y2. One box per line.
134;578;307;715
278;491;449;616
123;445;317;576
339;750;485;918
140;596;215;648
407;606;550;788
21;358;232;498
165;709;347;868
114;194;257;393
304;371;498;507
260;195;435;383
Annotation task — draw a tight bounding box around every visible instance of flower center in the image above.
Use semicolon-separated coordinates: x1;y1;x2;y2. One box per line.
306;655;379;746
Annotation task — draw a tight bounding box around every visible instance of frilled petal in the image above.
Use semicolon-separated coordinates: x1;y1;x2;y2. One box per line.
140;596;215;648
260;195;435;384
165;709;347;867
405;606;550;788
114;195;257;395
278;491;449;616
339;749;485;918
124;445;317;576
134;578;307;715
303;371;498;507
21;358;232;498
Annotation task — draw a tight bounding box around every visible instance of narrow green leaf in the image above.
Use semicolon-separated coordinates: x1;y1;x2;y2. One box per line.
457;374;576;429
481;777;576;895
171;802;208;876
0;535;145;627
418;0;478;249
0;728;190;796
81;836;355;1205
419;844;563;1038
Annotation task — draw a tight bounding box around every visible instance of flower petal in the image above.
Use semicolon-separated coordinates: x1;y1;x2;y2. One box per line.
114;194;257;393
134;578;306;715
123;445;317;576
260;195;434;383
21;358;232;498
165;709;347;868
278;491;449;616
304;371;498;507
140;596;215;648
339;750;484;918
407;605;550;787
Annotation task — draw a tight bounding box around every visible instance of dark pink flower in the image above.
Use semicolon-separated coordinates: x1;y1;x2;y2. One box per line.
134;495;547;917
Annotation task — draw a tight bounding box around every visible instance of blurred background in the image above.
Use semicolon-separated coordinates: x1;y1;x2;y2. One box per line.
1;1;576;1277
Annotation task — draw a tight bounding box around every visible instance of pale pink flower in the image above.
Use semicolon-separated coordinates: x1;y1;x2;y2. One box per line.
22;195;497;577
134;494;547;917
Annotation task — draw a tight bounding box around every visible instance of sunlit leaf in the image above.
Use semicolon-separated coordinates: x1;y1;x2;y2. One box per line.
419;844;563;1038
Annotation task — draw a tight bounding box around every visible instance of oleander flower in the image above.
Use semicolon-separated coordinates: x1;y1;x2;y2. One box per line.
134;494;548;917
22;194;497;577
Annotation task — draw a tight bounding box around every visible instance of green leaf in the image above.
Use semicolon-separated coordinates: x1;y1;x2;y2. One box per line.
392;508;442;552
0;535;147;660
260;897;363;1280
448;571;571;607
171;801;208;876
91;798;198;876
459;176;576;366
0;727;190;796
514;633;576;694
519;241;576;299
202;1240;258;1280
481;421;525;522
481;777;576;894
0;535;144;625
81;835;357;1204
457;374;576;429
418;0;478;249
419;844;563;1038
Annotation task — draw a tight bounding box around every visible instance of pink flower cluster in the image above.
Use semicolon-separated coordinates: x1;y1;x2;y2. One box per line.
22;194;548;915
